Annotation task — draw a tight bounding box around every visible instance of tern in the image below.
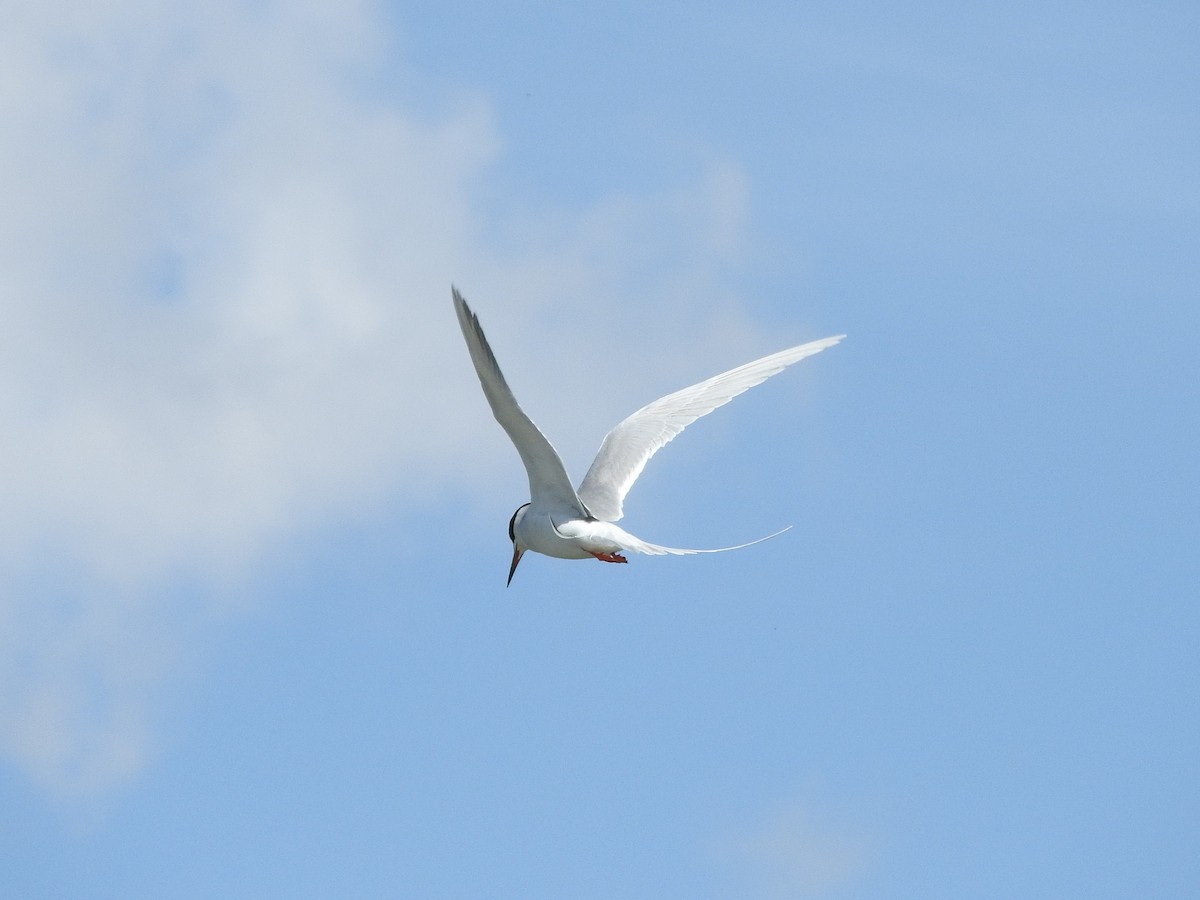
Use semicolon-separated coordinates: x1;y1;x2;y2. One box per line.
452;287;844;585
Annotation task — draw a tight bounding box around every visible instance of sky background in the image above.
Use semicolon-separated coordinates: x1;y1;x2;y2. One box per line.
2;1;1197;897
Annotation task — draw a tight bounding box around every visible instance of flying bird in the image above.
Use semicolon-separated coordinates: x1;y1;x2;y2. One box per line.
452;287;844;585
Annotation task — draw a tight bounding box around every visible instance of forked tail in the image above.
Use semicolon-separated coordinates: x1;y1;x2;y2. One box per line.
621;525;792;557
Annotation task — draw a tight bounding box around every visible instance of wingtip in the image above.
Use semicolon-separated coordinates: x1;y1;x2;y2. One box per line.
452;286;477;333
805;333;846;355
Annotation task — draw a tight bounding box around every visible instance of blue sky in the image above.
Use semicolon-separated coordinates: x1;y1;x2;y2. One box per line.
2;1;1197;897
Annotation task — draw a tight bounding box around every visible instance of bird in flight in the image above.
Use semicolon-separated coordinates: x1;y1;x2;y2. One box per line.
452;287;844;585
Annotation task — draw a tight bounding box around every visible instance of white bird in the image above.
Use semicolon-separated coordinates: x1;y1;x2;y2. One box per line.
452;287;844;585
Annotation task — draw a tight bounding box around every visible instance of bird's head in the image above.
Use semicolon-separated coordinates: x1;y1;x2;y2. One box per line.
507;503;530;586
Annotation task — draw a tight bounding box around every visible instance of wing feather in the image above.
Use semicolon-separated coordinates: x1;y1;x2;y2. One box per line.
453;288;585;515
576;335;844;522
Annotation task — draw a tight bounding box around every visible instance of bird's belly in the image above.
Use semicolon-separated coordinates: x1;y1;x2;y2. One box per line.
518;513;625;560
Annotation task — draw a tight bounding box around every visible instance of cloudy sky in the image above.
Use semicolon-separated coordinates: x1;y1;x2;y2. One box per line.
2;1;1197;897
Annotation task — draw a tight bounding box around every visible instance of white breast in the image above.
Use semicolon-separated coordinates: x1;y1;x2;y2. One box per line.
516;510;630;560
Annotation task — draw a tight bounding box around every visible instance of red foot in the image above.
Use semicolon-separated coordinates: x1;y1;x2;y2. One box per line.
591;551;628;564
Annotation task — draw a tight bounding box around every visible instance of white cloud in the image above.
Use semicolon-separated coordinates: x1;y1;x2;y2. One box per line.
0;0;760;797
722;794;872;898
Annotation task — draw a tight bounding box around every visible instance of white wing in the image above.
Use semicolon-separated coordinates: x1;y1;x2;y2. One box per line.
453;288;586;515
576;334;845;522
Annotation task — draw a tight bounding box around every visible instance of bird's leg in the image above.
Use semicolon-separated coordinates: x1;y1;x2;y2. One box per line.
590;551;628;564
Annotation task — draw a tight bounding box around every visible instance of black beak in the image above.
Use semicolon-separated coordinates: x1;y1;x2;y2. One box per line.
507;545;524;587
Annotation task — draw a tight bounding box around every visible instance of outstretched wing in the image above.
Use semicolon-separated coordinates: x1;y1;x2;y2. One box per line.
576;335;844;522
453;287;586;515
